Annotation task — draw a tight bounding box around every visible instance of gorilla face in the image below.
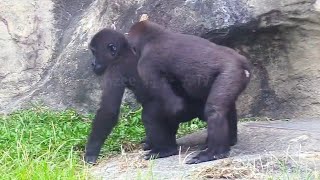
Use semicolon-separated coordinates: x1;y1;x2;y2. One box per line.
89;29;122;76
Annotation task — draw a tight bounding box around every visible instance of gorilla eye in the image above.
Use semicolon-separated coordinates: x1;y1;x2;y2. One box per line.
108;43;117;56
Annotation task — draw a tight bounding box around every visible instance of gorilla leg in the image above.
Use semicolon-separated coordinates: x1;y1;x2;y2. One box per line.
186;70;246;164
167;120;179;143
228;103;238;146
142;118;180;151
144;122;179;159
197;103;237;151
142;101;178;159
141;103;154;151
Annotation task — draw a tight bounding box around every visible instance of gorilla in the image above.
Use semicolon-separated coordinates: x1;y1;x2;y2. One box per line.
84;29;204;164
127;20;251;164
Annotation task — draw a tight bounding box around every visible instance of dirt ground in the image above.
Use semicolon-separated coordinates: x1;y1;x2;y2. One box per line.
91;118;320;179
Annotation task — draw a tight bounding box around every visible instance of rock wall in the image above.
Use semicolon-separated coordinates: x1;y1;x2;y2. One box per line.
0;0;319;118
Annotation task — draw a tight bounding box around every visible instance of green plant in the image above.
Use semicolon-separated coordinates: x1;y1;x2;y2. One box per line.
0;105;206;179
0;106;91;179
178;118;206;137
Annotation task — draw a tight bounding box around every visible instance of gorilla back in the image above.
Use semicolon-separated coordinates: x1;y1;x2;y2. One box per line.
85;29;202;164
128;20;251;164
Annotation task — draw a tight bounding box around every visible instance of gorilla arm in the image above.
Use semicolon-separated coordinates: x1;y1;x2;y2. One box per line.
85;71;125;164
137;54;184;116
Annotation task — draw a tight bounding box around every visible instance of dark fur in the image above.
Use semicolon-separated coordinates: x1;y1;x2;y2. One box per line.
128;21;251;164
85;29;203;164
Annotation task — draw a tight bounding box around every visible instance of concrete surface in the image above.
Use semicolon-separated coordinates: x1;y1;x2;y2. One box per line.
91;118;320;179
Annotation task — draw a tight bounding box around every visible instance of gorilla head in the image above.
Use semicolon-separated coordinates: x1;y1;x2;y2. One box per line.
89;29;129;75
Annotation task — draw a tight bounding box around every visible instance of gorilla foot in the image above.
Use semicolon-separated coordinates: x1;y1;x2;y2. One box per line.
230;137;237;146
199;144;208;150
142;142;152;151
84;155;98;165
186;149;229;164
144;148;178;160
140;138;152;150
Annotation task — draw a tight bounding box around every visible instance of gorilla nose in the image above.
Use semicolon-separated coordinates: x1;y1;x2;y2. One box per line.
91;62;101;70
93;64;105;76
95;64;102;69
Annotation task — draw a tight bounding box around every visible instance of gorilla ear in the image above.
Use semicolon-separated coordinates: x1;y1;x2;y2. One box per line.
107;43;118;56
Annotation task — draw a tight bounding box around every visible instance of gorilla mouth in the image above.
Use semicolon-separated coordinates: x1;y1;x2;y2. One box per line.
93;66;106;76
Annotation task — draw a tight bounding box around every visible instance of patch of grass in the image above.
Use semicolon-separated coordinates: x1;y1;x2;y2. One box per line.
0;106;146;179
100;106;145;155
0;106;91;179
0;105;205;179
178;118;206;137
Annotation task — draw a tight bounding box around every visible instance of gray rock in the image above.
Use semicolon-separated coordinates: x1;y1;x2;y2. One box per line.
0;0;320;118
90;118;320;179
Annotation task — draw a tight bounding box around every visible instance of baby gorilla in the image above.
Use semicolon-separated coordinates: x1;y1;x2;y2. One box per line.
85;29;203;164
128;20;251;164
